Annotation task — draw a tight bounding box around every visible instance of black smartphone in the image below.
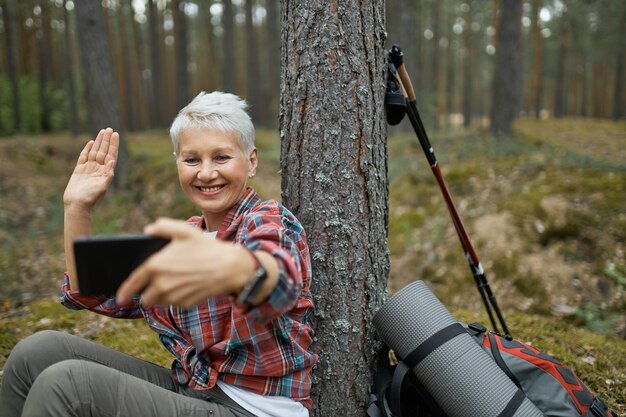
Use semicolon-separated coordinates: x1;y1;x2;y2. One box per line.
73;234;170;296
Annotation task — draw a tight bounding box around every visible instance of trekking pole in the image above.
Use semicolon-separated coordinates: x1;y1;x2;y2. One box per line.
388;44;511;339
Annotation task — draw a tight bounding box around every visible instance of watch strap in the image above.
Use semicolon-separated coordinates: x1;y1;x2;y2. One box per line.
236;248;268;306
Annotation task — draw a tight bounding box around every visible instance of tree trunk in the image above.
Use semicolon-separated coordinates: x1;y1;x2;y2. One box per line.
1;0;21;133
612;8;625;120
36;0;51;132
280;1;389;415
244;0;260;124
462;4;472;128
196;1;216;93
17;1;35;76
130;0;150;129
119;1;136;131
530;0;543;119
147;0;163;127
431;1;441;130
553;4;569;118
173;0;190;110
221;0;235;93
74;0;128;190
265;0;280;127
62;0;79;137
444;4;455;129
489;0;522;136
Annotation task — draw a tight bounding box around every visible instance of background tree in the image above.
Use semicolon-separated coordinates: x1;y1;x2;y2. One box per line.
280;1;389;415
74;0;128;189
490;0;523;136
147;0;164;127
610;2;624;119
462;2;473;128
173;0;190;110
1;0;21;134
61;0;79;137
35;0;51;132
264;0;280;127
529;0;543;119
553;1;568;118
221;0;235;92
244;0;260;124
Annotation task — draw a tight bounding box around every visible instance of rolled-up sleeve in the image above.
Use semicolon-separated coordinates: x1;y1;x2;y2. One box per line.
235;206;312;323
60;273;144;319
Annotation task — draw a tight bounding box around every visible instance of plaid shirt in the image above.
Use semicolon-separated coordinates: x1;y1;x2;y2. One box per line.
60;188;317;408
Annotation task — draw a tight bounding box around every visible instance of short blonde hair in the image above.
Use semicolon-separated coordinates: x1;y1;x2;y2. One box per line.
169;91;255;153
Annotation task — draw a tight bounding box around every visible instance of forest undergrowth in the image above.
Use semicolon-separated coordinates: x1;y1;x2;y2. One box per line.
0;118;624;412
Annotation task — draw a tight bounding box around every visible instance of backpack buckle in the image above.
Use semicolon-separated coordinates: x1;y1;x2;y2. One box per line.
588;397;609;417
468;322;487;336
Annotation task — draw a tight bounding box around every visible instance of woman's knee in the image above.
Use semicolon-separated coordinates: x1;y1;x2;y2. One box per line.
22;360;89;417
5;330;69;374
33;359;86;390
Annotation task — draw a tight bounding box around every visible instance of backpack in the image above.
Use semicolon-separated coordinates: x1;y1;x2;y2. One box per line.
367;322;618;417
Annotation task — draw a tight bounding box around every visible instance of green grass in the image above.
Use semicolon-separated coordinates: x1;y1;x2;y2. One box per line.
0;299;171;370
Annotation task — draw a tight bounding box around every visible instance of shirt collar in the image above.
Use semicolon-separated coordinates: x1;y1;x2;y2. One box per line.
219;187;260;234
188;187;261;239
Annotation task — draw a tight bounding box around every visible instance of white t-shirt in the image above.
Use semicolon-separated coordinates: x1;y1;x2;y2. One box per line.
204;229;309;417
217;380;309;417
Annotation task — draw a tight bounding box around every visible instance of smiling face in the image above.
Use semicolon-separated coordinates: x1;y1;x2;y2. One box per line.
176;127;257;231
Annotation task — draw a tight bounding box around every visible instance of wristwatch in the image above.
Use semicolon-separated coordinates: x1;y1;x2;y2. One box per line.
236;248;268;306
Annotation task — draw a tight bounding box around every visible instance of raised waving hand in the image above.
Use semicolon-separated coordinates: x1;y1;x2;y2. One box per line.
64;128;119;289
63;128;119;209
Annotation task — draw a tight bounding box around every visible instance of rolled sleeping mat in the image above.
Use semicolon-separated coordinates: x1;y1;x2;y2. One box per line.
373;280;544;417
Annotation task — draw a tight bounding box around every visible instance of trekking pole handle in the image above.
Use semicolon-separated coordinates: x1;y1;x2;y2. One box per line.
389;45;416;102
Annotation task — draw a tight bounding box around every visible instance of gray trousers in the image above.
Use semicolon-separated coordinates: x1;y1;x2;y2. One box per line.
0;330;257;417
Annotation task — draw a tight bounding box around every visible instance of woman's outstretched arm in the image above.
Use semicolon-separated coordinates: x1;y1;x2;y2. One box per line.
63;128;119;290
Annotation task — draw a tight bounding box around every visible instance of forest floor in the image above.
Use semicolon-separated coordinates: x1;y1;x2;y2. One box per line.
0;118;625;412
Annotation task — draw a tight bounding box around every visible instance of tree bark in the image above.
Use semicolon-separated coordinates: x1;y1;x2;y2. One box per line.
280;1;389;415
74;0;128;189
489;0;522;136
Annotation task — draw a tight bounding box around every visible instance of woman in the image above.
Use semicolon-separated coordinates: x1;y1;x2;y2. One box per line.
0;92;317;417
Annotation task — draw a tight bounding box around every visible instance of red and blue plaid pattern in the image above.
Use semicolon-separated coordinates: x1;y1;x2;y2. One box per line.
61;188;317;408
